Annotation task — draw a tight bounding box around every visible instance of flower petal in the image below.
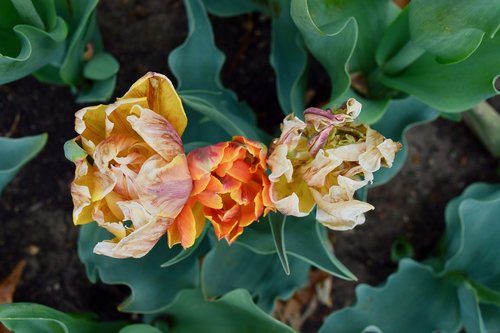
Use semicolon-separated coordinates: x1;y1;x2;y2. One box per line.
127;105;184;162
270;176;315;217
122;72;187;136
268;144;294;183
301;148;343;188
75;104;107;154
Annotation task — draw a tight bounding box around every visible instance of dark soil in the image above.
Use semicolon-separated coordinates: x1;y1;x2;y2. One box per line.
0;0;499;331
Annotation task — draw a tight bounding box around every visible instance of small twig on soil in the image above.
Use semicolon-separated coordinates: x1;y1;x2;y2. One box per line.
4;112;21;137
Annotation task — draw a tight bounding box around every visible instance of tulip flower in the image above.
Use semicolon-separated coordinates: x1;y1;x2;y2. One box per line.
268;99;401;230
169;136;273;248
69;72;192;258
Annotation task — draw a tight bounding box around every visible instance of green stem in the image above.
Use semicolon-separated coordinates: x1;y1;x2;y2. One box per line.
463;101;500;158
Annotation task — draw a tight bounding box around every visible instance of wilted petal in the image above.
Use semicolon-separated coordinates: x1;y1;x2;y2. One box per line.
304;107;346;130
121;72;187;136
278;115;306;149
331;142;366;162
301;149;342;188
268;144;294;183
135;154;192;219
346;98;362;119
127;105;184;162
93;216;172;258
311;188;374;230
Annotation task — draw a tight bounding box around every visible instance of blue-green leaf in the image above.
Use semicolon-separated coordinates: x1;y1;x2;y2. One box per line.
458;282;487;333
0;303;125;333
409;0;500;64
201;239;309;313
153;289;296;333
63;137;87;162
268;212;289;275
319;259;461;333
0;134;47;194
119;324;163;333
161;226;209;268
78;223;199;313
83;52;119;81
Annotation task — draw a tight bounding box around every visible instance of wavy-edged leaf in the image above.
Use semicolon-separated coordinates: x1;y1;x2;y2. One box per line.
319;259;461;333
443;186;500;292
0;17;67;84
0;303;125;333
291;0;357;104
409;0;500;64
201;240;309;313
78;223;199;313
365;97;438;191
0;134;47;193
76;75;116;103
169;0;261;143
379;34;500;113
202;0;269;16
156;289;296;333
237;214;356;280
269;0;308;116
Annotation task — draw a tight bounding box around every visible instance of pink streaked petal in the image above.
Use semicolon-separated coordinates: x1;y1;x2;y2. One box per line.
127;105;184;162
135;154;192;219
93;216;171;258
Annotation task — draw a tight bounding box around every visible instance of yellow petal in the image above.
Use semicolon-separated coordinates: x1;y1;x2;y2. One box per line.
267;144;294;183
127;105;184;162
105;97;149;137
270;175;315;217
71;160;94;225
121;72;187;136
75;104;107;154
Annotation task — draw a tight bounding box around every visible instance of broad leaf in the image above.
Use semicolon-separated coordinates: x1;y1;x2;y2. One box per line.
269;0;308;115
0;303;125;333
83;52;119;81
268;212;289;275
0;134;47;194
379;34;500;113
201;239;309;313
458;282;487;333
409;0;500;63
291;0;357;105
155;289;296;333
319;259;461;333
78;223;199;313
119;324;163;333
161;226;209;268
237;214;356;280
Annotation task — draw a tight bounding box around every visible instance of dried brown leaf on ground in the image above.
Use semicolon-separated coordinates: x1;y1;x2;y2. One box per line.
0;260;26;333
274;270;333;331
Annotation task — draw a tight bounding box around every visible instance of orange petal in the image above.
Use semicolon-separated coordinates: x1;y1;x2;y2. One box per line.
168;201;205;248
121;72;187;136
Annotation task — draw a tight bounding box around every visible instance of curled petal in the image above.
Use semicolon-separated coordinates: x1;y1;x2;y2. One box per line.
301;149;343;188
359;129;402;172
346;98;362;119
75;105;107;154
93;216;172;258
270;176;315;217
311;187;374;230
105;97;149;137
127;106;184;162
267;144;294;183
121;72;187;136
304;107;346;130
331;142;366;162
278;115;306;149
135;154;192;219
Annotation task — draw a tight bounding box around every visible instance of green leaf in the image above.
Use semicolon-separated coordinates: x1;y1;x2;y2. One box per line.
59;0;99;85
161;226;208;268
458;282;487;333
155;289;296;333
78;223;199;313
306;0;394;74
10;0;45;30
366;97;438;190
269;0;308;115
409;0;500;64
0;303;125;333
0;133;47;194
0;17;67;84
119;324;163;333
379;34;500;113
463;102;500;158
291;0;357;104
169;0;262;143
202;0;269;16
201;239;309;313
76;75;116;103
268;212;289;275
237;214;356;280
319;259;461;333
63;138;87;162
83;52;119;81
443;185;500;291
